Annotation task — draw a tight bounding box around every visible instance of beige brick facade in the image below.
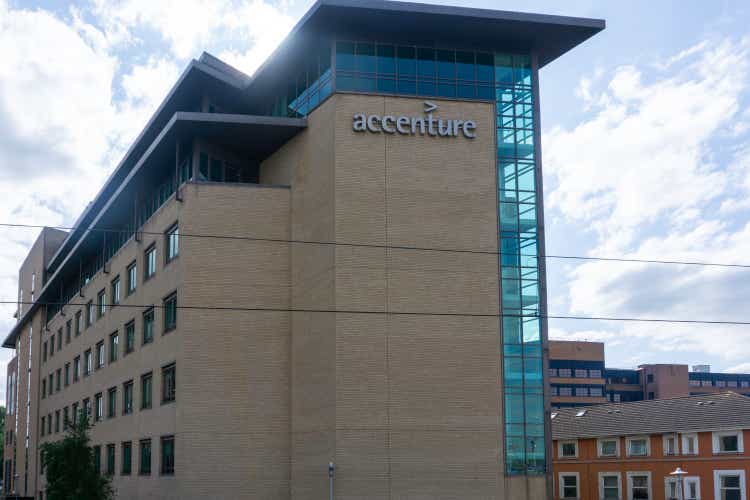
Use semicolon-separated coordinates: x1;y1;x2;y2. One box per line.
4;92;549;499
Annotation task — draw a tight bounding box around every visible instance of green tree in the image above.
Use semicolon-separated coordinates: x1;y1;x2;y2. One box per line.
40;411;114;500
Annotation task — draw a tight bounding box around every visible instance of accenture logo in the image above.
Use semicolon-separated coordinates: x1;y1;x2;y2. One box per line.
352;101;477;139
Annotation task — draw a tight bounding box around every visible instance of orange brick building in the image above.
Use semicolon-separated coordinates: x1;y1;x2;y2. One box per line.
552;392;750;500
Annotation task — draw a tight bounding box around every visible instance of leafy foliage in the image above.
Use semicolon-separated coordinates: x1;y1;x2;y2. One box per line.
40;411;114;500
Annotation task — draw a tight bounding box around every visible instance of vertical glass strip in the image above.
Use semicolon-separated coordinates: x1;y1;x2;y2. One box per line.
496;53;545;475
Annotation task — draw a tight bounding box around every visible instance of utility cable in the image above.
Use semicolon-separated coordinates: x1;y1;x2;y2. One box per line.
4;300;750;326
1;222;748;270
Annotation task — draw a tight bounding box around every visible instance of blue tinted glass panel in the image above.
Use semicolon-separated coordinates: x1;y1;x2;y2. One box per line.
336;41;355;71
476;52;493;82
437;49;455;79
456;51;474;80
417;47;435;77
357;42;376;74
377;44;396;75
397;46;416;77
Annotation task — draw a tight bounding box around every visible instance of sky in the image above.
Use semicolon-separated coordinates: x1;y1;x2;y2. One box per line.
1;0;750;403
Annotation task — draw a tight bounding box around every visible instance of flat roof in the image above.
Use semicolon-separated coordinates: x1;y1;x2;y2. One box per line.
247;0;604;97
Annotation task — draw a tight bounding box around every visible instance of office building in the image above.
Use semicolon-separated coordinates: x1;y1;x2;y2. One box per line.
549;341;750;408
551;392;750;500
2;1;604;498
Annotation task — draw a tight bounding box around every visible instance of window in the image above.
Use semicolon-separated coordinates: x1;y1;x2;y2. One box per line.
139;439;152;475
41;416;45;436
742;381;750;388
141;372;153;409
72;402;79;425
550;386;558;396
109;332;119;363
713;431;744;454
702;380;712;387
123;380;134;414
714;471;746;500
57;330;62;350
86;301;94;327
590;387;603;397
628;472;651;500
143;308;154;344
107;387;117;418
728;381;738;388
109;277;120;308
600;473;621;500
647;374;654;383
160;435;175;475
666;476;701;500
106;444;115;475
49;336;54;358
63;407;69;430
97;289;106;318
663;434;677;456
575;369;587;378
559;387;572;396
558;440;578;458
54;410;60;433
559;473;579;499
166;224;179;262
47;413;52;435
42;379;46;399
127;261;137;294
648;392;655;400
144;245;156;280
122;442;132;475
575;387;589;396
49;374;53;394
559;368;572;377
74;356;81;381
96;341;105;369
627;436;650;457
75;310;82;336
690;380;701;387
93;445;101;473
717;380;726;387
590;369;602;378
55;369;61;391
95;392;103;421
162;363;176;403
614;393;621;402
549;368;558;377
43;341;47;363
83;398;91;418
125;320;135;354
598;438;619;457
64;363;70;387
163;293;177;333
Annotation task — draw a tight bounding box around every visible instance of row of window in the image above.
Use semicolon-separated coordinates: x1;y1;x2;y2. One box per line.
41;295;177;400
552;386;604;397
550;368;603;379
689;379;750;388
40;363;176;437
42;223;179;353
42;436;174;485
559;470;745;500
558;431;744;460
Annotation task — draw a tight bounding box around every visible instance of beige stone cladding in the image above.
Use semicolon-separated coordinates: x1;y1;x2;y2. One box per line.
179;182;292;500
261;93;511;499
38;191;184;500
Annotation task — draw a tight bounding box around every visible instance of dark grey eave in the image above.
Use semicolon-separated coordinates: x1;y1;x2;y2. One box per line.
3;113;306;348
45;59;250;277
552;392;750;440
246;0;604;97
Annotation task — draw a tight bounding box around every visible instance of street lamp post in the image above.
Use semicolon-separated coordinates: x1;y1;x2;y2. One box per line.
670;467;689;500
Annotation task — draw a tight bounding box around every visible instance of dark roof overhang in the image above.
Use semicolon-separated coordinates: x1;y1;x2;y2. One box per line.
246;0;604;99
3;113;305;348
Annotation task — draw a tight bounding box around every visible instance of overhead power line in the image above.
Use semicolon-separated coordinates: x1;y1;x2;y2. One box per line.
1;222;748;270
4;300;750;326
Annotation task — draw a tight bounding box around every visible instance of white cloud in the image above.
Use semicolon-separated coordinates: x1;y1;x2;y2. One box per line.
545;38;750;370
91;0;294;69
726;362;750;373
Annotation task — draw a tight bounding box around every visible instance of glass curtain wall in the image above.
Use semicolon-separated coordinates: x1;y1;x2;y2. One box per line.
496;54;545;475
